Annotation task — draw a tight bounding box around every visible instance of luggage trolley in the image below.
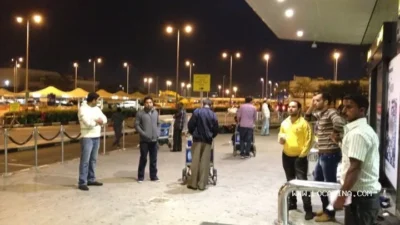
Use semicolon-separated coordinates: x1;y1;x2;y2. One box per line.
157;121;173;150
232;125;256;157
182;135;217;186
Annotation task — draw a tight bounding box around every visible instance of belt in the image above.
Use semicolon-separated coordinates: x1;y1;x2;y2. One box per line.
318;149;341;154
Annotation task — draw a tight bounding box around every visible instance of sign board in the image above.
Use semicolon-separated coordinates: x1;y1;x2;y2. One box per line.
9;103;20;112
193;74;211;92
385;53;400;190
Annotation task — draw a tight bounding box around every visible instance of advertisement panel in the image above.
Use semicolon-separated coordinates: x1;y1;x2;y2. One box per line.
386;54;400;189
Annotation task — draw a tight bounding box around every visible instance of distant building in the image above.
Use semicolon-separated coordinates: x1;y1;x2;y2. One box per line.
0;68;98;92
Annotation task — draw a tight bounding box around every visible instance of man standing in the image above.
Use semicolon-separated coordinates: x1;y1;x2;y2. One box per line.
261;100;270;136
135;96;160;183
187;99;219;190
279;101;314;220
305;92;346;222
333;95;381;225
172;102;187;152
111;107;124;148
236;96;257;158
77;92;107;191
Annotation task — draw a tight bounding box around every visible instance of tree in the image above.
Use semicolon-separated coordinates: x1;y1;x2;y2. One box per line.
292;77;315;106
319;81;365;106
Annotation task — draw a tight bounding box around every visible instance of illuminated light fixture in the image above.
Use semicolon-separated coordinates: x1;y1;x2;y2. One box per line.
285;9;294;18
296;30;304;37
277;0;285;2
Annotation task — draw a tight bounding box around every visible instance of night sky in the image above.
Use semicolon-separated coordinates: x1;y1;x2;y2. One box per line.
0;0;369;95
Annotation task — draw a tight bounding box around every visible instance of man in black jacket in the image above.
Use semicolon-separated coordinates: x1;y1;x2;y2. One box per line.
187;99;219;190
172;102;187;152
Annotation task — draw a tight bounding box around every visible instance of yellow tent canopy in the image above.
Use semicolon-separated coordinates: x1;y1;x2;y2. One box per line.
32;86;66;97
130;92;145;99
96;89;113;99
114;91;130;99
0;88;16;97
66;88;89;98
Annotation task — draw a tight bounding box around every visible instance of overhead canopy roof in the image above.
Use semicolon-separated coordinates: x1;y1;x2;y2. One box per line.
245;0;398;45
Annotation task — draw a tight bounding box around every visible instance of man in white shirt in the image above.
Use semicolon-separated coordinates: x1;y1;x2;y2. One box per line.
77;92;108;191
261;100;270;136
333;94;381;225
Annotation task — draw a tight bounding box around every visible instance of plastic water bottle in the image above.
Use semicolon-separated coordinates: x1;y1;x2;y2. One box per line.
380;188;391;208
186;148;192;162
187;135;193;147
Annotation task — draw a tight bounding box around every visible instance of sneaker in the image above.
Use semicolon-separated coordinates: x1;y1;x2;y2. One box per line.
314;213;335;222
78;185;89;191
305;211;315;220
137;178;144;183
87;181;103;186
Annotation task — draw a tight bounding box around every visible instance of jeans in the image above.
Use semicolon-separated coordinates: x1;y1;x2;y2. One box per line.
314;151;342;217
138;141;158;180
78;137;100;185
173;128;182;151
261;118;270;135
239;127;253;156
344;194;380;225
282;152;312;212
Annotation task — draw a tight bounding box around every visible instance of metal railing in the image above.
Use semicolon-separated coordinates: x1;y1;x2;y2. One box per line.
2;121;128;176
274;179;341;225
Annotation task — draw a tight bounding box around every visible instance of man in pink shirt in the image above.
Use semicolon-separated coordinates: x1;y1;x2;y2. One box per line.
236;96;257;158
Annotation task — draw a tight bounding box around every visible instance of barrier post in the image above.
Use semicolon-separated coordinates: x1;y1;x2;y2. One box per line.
122;121;125;151
103;124;106;155
4;129;8;175
34;127;38;169
60;125;64;164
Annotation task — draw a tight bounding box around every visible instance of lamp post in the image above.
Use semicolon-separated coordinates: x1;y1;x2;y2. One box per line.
222;52;241;94
260;78;264;99
333;51;340;82
269;81;272;98
73;62;78;89
233;86;238;98
144;77;153;94
89;58;102;92
165;24;193;102
16;14;43;101
166;80;172;91
218;85;222;97
123;62;130;93
11;57;23;93
185;60;195;97
264;53;270;98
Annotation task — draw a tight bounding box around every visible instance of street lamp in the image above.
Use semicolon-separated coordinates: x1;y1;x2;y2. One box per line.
333;51;341;82
233;86;238;97
181;82;185;96
144;77;153;94
123;62;130;93
73;62;78;89
185;60;195;97
89;58;102;92
16;14;43;99
11;57;23;93
263;53;270;98
269;81;272;98
165;24;193;102
4;80;10;87
222;51;241;94
218;85;222;97
166;80;172;91
260;78;264;99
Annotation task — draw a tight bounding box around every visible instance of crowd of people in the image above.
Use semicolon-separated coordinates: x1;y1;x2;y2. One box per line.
76;92;381;225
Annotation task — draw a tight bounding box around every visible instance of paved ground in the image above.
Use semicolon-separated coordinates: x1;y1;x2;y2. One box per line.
0;130;344;225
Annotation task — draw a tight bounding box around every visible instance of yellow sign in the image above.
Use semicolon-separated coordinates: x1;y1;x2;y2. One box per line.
9;103;20;112
193;74;211;92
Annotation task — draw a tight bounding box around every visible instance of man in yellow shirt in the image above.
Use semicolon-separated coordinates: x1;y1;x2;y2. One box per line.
279;100;314;220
